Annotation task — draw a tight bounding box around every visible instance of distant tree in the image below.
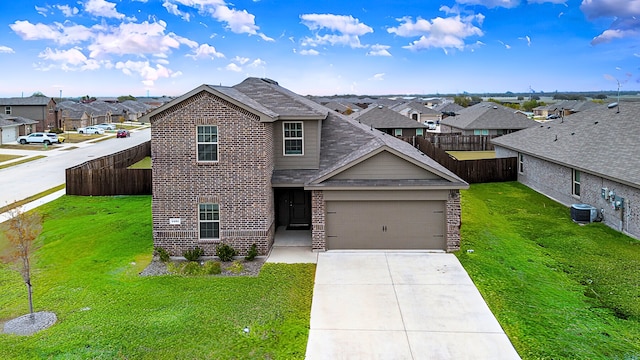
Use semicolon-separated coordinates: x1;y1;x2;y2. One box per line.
470;96;482;105
117;95;137;102
454;95;471;107
532;95;540;100
517;96;524;100
593;94;608;100
31;92;47;97
81;95;96;103
488;98;501;104
522;99;543;112
1;206;43;318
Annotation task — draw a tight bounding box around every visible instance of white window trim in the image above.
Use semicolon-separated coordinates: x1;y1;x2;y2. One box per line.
5;106;11;115
198;203;220;240
518;153;524;174
394;129;403;136
196;125;218;163
283;121;304;156
572;169;581;197
416;128;424;136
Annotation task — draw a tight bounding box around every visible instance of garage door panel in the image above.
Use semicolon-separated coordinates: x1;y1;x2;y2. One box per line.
326;200;446;250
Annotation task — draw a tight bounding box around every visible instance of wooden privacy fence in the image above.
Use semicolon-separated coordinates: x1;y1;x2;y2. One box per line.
403;136;517;183
423;133;499;151
66;141;152;196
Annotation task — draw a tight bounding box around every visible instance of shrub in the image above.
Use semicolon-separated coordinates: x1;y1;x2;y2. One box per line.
183;247;204;262
181;261;202;275
228;260;244;274
203;261;222;275
245;243;258;261
155;247;170;262
215;243;237;262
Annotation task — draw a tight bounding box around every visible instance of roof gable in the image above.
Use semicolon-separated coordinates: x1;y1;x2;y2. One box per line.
441;102;537;130
354;105;428;129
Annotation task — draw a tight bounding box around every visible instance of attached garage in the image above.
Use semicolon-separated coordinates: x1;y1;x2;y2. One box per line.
326;200;446;250
1;126;17;145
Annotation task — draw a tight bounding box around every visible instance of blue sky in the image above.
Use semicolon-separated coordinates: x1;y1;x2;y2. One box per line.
0;0;638;97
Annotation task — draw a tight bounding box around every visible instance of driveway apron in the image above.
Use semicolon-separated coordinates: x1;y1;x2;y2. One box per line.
305;252;521;360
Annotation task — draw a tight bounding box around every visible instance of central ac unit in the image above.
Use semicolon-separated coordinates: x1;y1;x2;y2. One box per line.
570;204;598;223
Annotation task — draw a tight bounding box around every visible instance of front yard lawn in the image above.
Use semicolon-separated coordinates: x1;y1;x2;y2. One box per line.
0;195;315;359
458;182;640;360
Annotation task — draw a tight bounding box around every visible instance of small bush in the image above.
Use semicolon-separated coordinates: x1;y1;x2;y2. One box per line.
216;243;237;262
245;243;258;261
155;247;170;262
228;260;244;274
203;261;222;275
183;247;204;262
181;262;202;275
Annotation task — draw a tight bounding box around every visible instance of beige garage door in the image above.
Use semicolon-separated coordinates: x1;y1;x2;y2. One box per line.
326;200;446;250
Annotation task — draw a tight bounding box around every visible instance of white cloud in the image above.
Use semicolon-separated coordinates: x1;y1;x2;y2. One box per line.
38;47;87;65
518;35;531;46
299;49;320;56
367;44;392;56
300;14;373;49
388;15;484;52
0;46;15;53
9;21;94;45
591;28;639;44
225;63;242;72
35;6;49;17
232;56;250;65
186;44;225;59
83;0;125;19
581;0;640;44
498;40;511;49
249;58;266;67
56;5;80;17
370;73;385;81
163;0;191;21
115;60;173;86
172;0;273;40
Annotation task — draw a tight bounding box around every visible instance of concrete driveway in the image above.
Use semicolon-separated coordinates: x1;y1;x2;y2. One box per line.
305;252;521;360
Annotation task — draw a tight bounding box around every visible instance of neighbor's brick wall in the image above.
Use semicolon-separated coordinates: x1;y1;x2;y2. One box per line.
151;90;275;256
446;190;462;252
311;190;326;250
519;153;640;239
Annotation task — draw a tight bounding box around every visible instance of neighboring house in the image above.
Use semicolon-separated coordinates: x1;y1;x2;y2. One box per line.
352;104;430;137
434;102;464;118
144;78;469;256
440;102;538;135
0;114;38;144
391;101;441;123
0;96;57;132
492;101;639;239
57;100;151;128
533;100;600;118
322;100;359;115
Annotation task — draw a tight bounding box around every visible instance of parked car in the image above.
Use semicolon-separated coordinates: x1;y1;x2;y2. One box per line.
47;133;64;143
95;123;116;130
77;126;105;135
425;120;437;130
17;132;61;145
116;129;130;138
546;114;560;119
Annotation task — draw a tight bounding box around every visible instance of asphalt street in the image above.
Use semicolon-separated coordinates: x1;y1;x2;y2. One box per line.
0;127;151;207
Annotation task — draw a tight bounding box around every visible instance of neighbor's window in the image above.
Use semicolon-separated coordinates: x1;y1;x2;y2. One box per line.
199;203;220;239
572;169;581;197
416;128;424;136
283;122;303;155
394;129;403;136
5;106;11;115
474;129;489;135
518;153;524;173
197;125;218;162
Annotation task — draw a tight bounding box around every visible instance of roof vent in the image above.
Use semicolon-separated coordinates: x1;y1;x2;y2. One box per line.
493;106;498;109
607;102;618;109
260;78;279;85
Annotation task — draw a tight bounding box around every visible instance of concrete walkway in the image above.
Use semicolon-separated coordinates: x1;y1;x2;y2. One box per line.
266;227;318;264
306;252;521;360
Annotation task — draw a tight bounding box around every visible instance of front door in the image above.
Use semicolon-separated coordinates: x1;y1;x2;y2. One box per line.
276;189;311;229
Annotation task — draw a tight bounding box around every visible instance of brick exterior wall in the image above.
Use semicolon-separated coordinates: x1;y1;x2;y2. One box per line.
499;148;640;240
446;190;462;252
151;90;275;256
311;190;325;250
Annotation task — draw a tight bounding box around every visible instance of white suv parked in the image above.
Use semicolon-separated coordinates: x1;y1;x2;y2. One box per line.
17;132;61;145
77;126;105;134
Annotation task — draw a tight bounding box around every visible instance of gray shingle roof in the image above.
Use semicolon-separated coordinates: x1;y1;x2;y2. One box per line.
534;100;600;112
0;97;53;106
441;102;538;130
353;105;428;129
492;102;640;188
0;114;38;126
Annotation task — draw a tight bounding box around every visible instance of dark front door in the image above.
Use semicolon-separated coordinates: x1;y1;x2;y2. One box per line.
276;189;311;229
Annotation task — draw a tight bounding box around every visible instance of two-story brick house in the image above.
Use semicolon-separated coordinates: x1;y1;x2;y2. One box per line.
0;97;58;132
145;78;468;256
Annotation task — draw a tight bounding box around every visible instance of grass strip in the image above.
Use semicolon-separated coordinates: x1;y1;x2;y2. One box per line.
0;155;47;170
0;184;66;214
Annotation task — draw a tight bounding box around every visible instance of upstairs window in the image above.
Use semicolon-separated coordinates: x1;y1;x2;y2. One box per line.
394;129;403;136
474;129;489;135
199;203;220;239
572;169;581;197
197;125;218;162
416;128;424;136
283;122;303;155
5;106;11;115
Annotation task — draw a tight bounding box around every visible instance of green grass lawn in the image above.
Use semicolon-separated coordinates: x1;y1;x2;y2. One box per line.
128;156;151;169
457;182;640;360
0;196;315;359
447;150;496;160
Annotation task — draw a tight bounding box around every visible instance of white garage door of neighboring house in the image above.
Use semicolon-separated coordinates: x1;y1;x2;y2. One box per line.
1;127;17;145
326;200;446;250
